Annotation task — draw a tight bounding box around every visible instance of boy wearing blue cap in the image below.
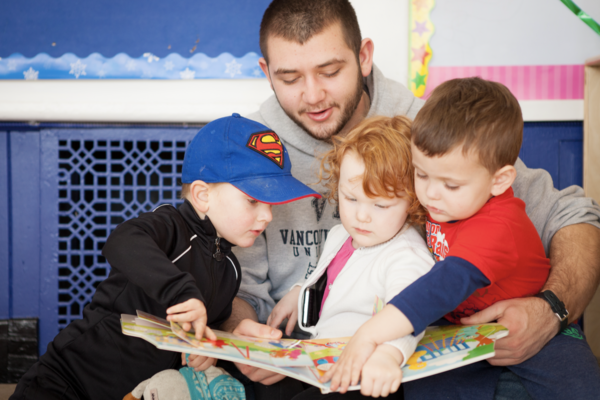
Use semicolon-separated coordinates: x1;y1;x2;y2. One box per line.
10;114;321;400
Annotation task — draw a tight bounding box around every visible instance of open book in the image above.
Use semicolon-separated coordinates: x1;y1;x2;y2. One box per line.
122;311;508;393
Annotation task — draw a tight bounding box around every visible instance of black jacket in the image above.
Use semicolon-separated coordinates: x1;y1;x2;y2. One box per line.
20;200;241;400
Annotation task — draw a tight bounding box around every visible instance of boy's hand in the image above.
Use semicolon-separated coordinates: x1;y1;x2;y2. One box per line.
320;329;377;393
182;352;217;372
360;345;403;398
267;286;301;336
167;298;217;341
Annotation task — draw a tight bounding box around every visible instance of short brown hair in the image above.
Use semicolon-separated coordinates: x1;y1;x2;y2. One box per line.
412;77;523;173
319;115;427;227
259;0;362;63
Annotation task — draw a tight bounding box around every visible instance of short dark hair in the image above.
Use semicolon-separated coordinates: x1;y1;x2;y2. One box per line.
412;77;523;173
259;0;362;63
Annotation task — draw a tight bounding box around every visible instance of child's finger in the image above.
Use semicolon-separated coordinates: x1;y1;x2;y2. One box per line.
193;319;207;340
166;299;196;314
204;326;217;341
181;353;187;365
350;360;362;387
167;309;203;323
320;359;340;383
390;377;402;396
267;309;286;330
193;357;217;372
359;375;373;396
285;312;297;337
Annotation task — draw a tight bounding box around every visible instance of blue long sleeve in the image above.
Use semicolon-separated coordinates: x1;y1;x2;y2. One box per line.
388;256;490;334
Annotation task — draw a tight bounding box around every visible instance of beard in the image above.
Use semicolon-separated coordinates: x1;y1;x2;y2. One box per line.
277;70;364;142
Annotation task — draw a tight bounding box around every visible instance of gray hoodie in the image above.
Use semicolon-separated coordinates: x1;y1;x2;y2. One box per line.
233;65;600;323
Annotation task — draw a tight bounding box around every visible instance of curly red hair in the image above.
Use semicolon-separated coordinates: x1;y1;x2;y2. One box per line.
319;115;427;227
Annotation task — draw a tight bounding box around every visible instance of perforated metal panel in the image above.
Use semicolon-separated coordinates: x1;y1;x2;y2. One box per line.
51;130;196;329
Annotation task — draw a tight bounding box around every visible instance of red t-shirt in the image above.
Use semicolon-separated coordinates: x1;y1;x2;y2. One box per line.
425;188;551;323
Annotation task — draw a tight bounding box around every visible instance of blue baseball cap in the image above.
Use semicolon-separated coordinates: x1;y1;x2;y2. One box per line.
182;113;322;204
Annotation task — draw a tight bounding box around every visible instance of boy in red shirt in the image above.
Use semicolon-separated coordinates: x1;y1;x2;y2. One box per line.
323;78;600;399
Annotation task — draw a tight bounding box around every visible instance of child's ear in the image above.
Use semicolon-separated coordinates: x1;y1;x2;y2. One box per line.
490;165;517;197
189;180;210;214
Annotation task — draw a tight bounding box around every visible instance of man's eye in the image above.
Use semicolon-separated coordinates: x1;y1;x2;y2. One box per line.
282;77;299;84
248;198;258;204
323;69;340;78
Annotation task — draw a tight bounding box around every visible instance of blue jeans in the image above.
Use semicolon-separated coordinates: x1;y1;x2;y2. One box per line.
404;324;600;400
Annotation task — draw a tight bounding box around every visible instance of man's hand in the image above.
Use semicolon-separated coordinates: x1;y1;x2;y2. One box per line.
359;344;403;398
461;296;557;365
232;319;287;385
166;298;217;341
267;286;301;336
182;352;217;372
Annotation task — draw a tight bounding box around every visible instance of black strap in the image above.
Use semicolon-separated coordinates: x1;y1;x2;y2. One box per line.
535;290;569;332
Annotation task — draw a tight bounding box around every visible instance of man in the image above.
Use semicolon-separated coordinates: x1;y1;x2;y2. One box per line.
222;0;600;398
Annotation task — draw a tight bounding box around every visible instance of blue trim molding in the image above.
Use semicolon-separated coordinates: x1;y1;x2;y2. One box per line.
0;52;265;80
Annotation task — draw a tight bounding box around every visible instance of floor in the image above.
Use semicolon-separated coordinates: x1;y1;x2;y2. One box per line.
0;384;16;400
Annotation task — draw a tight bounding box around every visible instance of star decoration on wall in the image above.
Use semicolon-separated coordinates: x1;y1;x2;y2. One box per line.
164;61;175;71
23;67;39;80
413;20;429;36
179;67;196;80
69;60;87;79
411;45;430;64
412;71;426;89
225;59;242;78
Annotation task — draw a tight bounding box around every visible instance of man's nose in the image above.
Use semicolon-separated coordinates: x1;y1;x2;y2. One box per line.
302;76;326;105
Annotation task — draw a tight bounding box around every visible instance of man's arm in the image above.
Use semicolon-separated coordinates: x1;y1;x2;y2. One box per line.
546;223;600;323
463;223;600;365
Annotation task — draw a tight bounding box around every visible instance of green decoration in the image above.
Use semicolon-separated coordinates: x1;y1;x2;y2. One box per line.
561;326;584;340
560;0;600;36
412;71;426;89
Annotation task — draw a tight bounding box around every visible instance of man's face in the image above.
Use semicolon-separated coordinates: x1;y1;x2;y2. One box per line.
260;23;368;141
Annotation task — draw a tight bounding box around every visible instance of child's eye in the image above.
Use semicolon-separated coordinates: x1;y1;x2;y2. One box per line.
445;184;459;191
247;198;258;204
415;172;427;180
375;204;389;209
344;196;356;202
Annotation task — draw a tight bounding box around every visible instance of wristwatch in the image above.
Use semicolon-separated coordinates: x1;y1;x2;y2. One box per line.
535;290;569;332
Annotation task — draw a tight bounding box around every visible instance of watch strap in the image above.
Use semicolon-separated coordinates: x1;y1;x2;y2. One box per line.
535;290;569;332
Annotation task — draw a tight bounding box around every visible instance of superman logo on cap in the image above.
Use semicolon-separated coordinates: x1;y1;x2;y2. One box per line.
246;131;284;169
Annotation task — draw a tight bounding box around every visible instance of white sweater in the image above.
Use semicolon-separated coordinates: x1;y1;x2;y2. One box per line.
297;224;435;366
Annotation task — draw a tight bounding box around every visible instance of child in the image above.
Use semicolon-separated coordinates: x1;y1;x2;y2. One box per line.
10;114;321;400
267;115;436;399
324;78;600;399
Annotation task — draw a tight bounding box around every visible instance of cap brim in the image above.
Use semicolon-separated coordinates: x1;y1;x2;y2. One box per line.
232;175;322;205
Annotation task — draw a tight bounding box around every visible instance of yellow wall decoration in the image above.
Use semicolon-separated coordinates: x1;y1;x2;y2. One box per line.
409;0;435;98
